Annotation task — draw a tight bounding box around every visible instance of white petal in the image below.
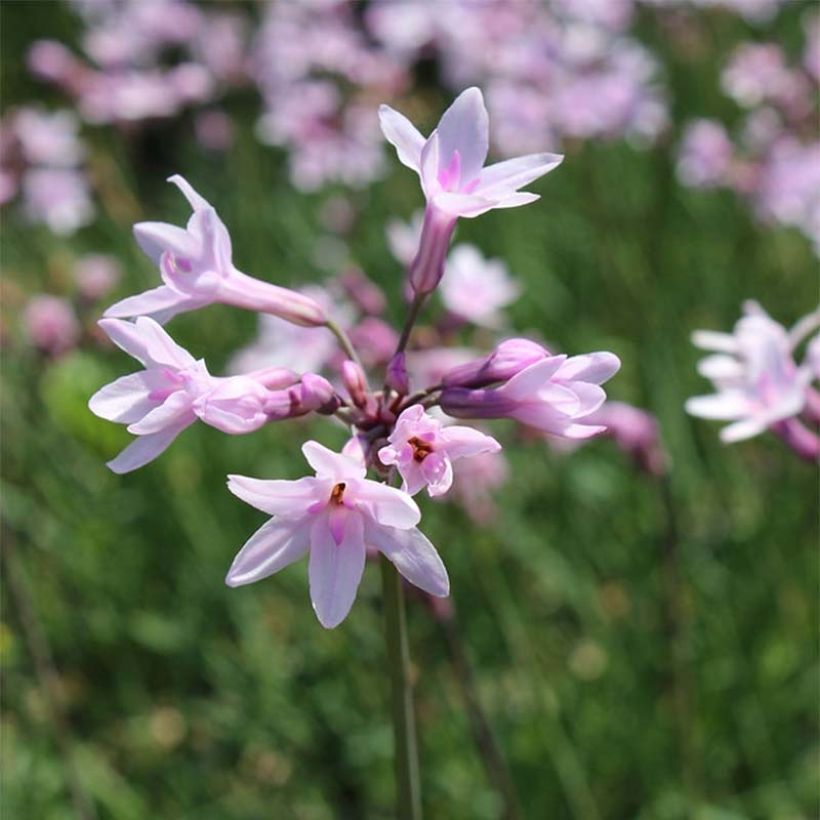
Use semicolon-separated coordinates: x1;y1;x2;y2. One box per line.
168;174;212;212
225;518;310;587
440;425;501;461
691;330;738;353
106;420;191;474
309;512;366;629
103;285;190;324
133;221;197;265
134;316;197;369
720;418;767;442
432;191;494;218
367;522;449;598
88;372;156;423
685;392;750;420
227;475;326;517
352;479;421;529
436;87;489;184
127;392;193;435
378;105;425;172
301;441;366;480
476;152;563;196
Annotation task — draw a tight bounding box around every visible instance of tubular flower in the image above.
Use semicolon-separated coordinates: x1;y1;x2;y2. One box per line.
379;87;562;294
106;175;327;327
378;405;501;497
686;302;818;444
89;317;303;473
226;442;450;628
441;351;621;439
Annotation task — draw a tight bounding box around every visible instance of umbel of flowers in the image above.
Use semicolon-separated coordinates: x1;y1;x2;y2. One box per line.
89;87;620;813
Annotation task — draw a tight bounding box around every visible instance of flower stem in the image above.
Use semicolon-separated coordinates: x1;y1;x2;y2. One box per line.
380;555;422;819
395;293;427;357
327;318;367;380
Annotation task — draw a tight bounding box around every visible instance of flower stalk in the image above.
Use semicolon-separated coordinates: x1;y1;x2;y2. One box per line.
380;554;422;819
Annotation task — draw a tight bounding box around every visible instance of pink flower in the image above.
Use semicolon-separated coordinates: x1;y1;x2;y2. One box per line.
378;405;501;497
73;254;121;301
379;87;562;293
105;175;327;326
441;350;620;439
439;244;520;328
685;303;816;442
226;441;450;628
585;401;667;476
89;317;304;473
22;167;94;235
23;295;81;355
677;120;734;188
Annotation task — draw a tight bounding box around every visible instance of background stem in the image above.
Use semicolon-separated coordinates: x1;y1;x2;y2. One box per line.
380;555;422;819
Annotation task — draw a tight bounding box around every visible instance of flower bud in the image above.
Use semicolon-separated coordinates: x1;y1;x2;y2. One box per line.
341;360;369;408
385;352;409;395
299;373;339;415
441;338;548;388
439;387;517;419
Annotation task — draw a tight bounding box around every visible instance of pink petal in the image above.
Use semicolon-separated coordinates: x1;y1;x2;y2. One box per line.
98;317;152;364
378;105;425;172
419;131;441;200
127;392;193;435
227;475;326;517
567;382;607;416
720;417;767;442
88;372;156;423
432;191;494;218
103;285;192;324
302;441;366;480
556;352;621;385
436;87;489;184
225;518;311;587
352;479;420;529
420;452;453;497
133;221;198;265
168;174;212;212
554;422;607;440
488;192;541;209
134;316;197;369
308;511;366;629
439;425;501;460
106;419;191;474
366;522;449;597
502;356;567;400
476;152;563;196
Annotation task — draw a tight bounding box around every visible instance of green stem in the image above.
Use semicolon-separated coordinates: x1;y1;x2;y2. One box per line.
327;318;367;377
394;293;427;358
380;555;422;819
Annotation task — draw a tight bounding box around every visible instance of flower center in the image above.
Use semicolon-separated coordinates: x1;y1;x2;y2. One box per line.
408;436;434;462
330;482;346;504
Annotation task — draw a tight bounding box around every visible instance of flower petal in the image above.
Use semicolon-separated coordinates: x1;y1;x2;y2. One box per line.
103;285;192;324
439;425;502;460
227;475;326;517
367;522;449;597
225;518;311;587
556;352;621;385
351;479;421;529
432;191;495;218
436;87;489;184
685;392;750;420
501;356;567;400
88;371;157;423
134;316;197;369
476;152;563;196
106;419;191;474
168;174;212;212
309;511;366;628
302;441;366;480
378;105;425;172
127;392;193;435
133;221;198;265
720;417;767;443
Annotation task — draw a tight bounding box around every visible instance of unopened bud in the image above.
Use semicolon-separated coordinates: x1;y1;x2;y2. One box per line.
341;360;369;408
385;353;409;395
441;338;547;389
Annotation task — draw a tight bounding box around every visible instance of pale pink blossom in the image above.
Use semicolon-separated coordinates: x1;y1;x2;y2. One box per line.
226;441;449;628
379;405;501;497
677;120;734;188
379;87;562;293
106;176;327;326
439;244;520;328
73;254;121;300
21;168;94;235
89;317;310;473
442;350;620;439
23;295;81;355
686;303;818;443
14;108;86;167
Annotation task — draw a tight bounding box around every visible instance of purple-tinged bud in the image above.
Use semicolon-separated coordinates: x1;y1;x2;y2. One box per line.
299;373;339;415
386;353;409;395
408;206;457;296
441;339;548;388
341;360;369;408
439;387;518;419
772;418;820;462
339;268;386;315
244;367;300;390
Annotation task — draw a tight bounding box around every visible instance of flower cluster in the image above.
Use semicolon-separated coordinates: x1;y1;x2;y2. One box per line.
90;88;621;627
686;300;820;460
677;13;820;254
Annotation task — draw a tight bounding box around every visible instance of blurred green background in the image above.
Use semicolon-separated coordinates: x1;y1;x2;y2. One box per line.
1;2;817;818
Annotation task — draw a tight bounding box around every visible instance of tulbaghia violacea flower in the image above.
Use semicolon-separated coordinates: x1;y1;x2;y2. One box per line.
378;405;501;497
441;350;621;439
379;87;562;294
89;317;322;473
439;244;520;328
685;302;818;444
226;441;450;628
23;295;81;355
105;175;327;326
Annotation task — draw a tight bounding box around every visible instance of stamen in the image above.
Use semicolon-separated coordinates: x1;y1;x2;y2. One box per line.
408;436;434;462
330;482;346;504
